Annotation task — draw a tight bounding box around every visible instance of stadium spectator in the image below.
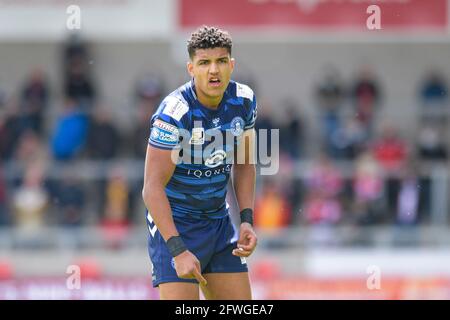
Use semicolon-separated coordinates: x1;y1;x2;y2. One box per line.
331;116;368;160
131;98;158;158
254;179;291;230
419;69;448;107
12;162;48;231
14;129;48;169
302;154;344;226
303;192;342;225
86;108;121;160
255;100;276;156
63;35;96;109
305;153;344;198
279;100;304;160
86;103;122;217
48;167;86;227
64;33;89;68
371;124;408;173
417;121;448;160
0;101;27;160
64;58;96;110
50;98;89;161
11;130;49;229
315;65;345;158
20;68;49;136
134;73;164;105
391;164;422;246
396;167;420;226
370;124;409;219
350;149;385;225
99;165;131;249
350;66;382;139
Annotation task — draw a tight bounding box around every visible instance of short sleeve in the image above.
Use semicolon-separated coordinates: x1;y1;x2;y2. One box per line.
236;82;257;130
148;95;189;150
244;93;257;130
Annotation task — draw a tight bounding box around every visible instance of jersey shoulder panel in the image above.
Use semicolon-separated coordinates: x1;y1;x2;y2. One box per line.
149;84;192;149
159;93;190;122
234;81;254;102
230;80;257;129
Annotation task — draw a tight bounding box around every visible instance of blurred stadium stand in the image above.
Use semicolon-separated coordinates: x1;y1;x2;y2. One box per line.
1;0;450;299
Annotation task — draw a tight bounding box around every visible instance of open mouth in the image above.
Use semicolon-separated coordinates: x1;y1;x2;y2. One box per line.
209;78;221;87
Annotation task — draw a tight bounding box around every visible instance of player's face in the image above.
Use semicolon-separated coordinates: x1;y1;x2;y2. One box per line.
187;47;235;107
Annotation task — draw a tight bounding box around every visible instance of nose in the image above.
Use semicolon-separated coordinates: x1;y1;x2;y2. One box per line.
209;62;219;74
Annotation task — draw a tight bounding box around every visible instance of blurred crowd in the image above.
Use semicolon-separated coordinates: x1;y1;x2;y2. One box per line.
0;36;163;247
0;36;449;244
254;64;449;233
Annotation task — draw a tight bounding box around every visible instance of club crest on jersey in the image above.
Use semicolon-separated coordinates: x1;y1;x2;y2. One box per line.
230;117;245;136
189;127;205;145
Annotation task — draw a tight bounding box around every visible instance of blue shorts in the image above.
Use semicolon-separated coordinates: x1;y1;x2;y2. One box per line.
146;212;248;288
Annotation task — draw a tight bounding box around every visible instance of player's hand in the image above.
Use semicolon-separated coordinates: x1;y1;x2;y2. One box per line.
173;250;207;286
232;222;257;257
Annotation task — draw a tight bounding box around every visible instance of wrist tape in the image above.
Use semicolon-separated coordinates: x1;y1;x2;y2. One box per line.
166;236;188;257
240;208;254;226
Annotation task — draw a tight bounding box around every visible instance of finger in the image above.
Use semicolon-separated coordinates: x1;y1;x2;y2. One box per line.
237;243;254;251
192;267;207;286
237;237;257;251
232;248;251;257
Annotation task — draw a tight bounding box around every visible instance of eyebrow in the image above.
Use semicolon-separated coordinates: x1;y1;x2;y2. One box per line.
197;56;229;62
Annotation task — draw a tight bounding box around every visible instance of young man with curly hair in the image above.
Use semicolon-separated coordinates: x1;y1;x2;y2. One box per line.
142;26;258;300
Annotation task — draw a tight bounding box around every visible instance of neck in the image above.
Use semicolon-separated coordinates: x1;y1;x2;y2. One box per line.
193;81;223;109
198;94;222;109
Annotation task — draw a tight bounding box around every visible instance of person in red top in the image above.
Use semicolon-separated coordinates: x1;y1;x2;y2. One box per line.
371;125;408;172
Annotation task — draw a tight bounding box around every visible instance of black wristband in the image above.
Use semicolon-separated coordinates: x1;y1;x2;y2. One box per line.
166;236;188;257
240;208;254;226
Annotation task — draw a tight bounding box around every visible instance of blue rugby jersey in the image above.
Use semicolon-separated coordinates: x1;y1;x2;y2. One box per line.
147;79;257;219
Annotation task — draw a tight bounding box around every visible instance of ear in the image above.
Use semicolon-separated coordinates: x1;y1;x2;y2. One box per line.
230;58;235;74
187;60;194;77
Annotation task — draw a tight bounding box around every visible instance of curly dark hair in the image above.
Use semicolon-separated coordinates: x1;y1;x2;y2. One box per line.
187;26;232;59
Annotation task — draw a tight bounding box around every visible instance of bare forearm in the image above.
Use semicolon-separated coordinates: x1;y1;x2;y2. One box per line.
232;164;256;211
143;185;179;241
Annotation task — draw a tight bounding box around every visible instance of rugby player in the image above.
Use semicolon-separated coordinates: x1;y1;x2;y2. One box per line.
142;26;258;300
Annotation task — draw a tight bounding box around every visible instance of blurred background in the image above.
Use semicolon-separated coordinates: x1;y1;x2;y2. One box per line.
1;0;450;299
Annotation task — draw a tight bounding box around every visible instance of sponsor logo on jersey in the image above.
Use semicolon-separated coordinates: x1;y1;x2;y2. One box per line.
162;96;189;121
230;117;245;136
236;82;254;101
150;119;179;146
189;127;205;145
187;164;232;178
204;149;227;168
154;119;178;133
